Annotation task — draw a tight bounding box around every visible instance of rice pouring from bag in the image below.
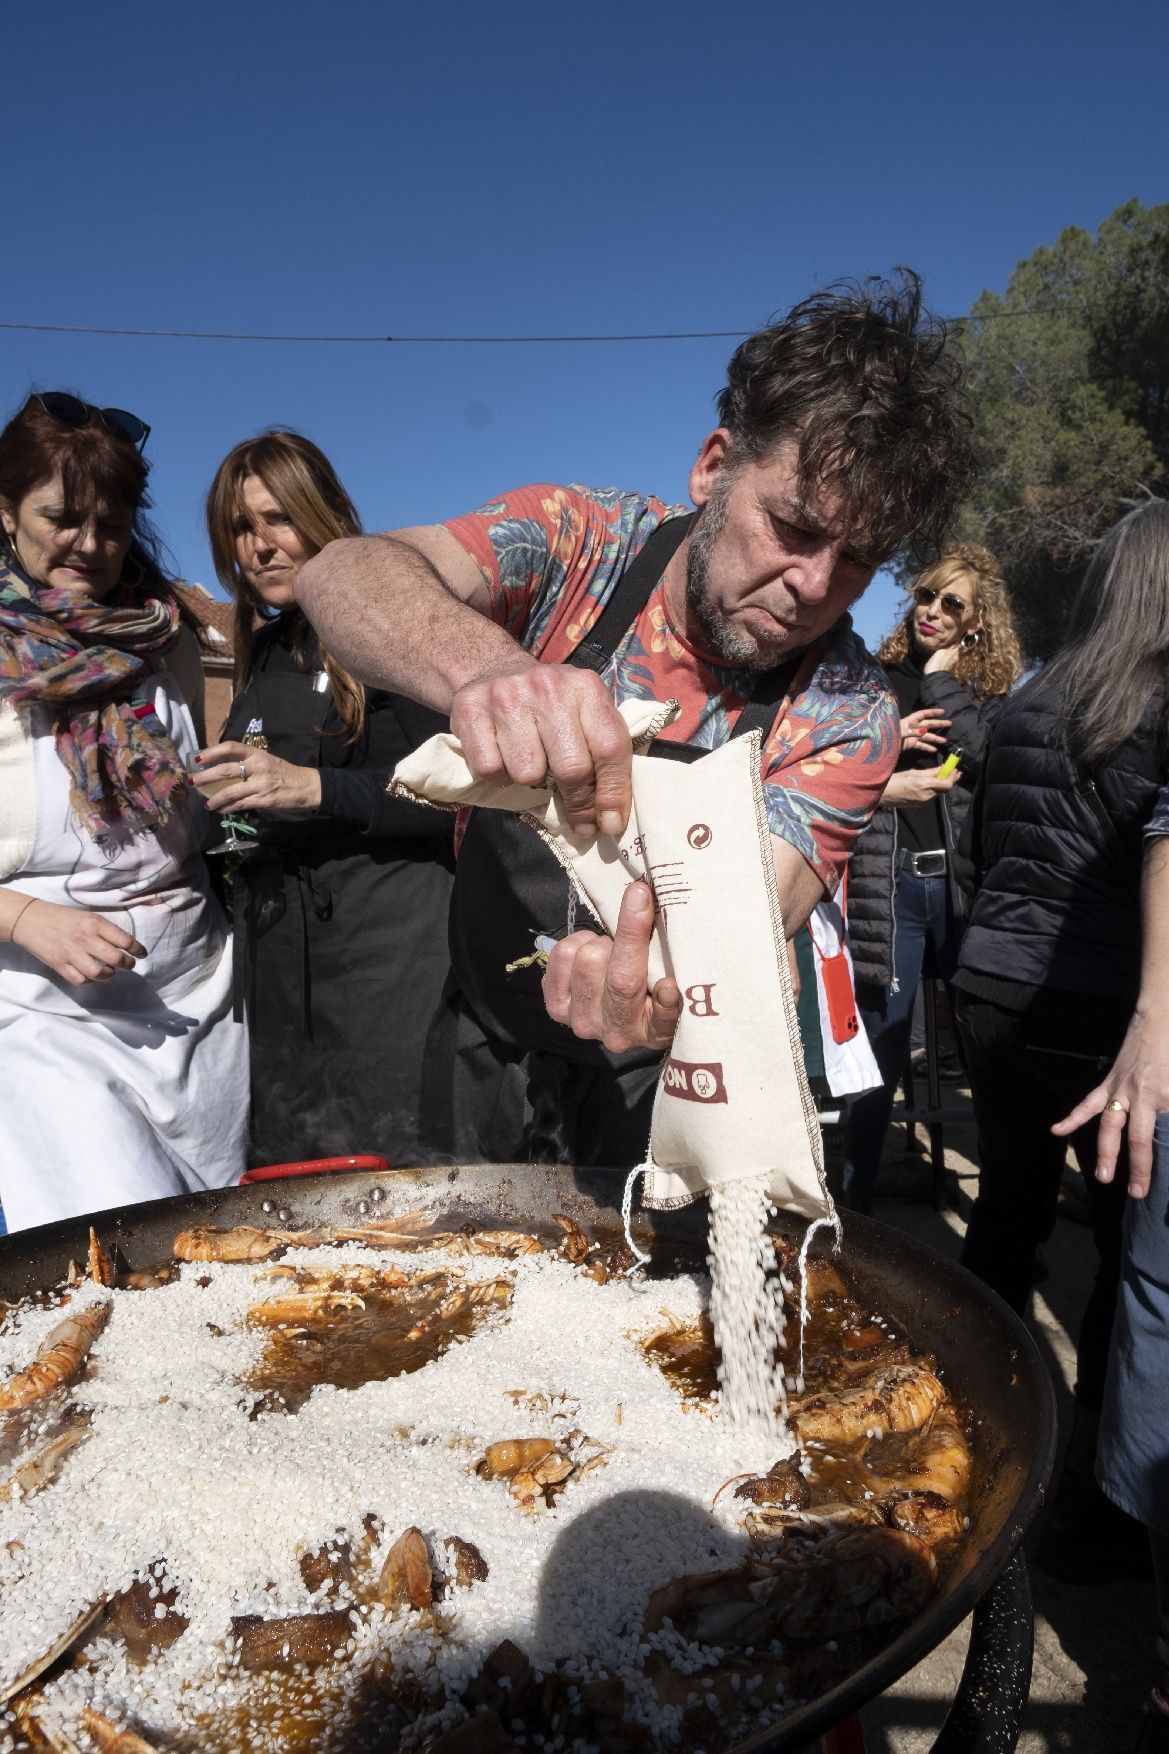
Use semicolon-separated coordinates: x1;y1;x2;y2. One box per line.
390;699;840;1440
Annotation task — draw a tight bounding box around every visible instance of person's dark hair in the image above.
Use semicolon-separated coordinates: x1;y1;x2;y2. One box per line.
0;393;172;591
715;270;975;563
1042;498;1169;769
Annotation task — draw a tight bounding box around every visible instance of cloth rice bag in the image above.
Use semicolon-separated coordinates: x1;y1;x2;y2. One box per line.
391;698;833;1223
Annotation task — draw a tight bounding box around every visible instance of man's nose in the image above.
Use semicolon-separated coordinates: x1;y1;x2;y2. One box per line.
785;545;836;602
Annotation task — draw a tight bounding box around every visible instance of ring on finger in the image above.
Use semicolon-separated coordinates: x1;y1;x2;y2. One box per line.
1105;1098;1128;1114
239;760;247;780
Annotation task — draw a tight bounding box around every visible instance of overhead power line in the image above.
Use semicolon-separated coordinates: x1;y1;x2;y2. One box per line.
0;309;1049;347
0;321;754;345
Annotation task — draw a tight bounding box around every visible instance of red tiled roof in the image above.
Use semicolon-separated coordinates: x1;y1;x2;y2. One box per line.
173;582;235;663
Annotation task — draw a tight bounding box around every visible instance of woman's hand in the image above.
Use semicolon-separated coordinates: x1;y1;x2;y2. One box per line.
881;767;959;808
899;708;951;754
1052;1008;1169;1199
10;899;146;985
923;644;962;675
193;741;323;815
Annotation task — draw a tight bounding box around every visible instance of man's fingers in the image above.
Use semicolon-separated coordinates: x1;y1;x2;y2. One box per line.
542;933;590;1026
451;695;509;784
576;694;632;839
494;706;556;790
647;978;684;1048
539;690;631;839
598;884;656;1047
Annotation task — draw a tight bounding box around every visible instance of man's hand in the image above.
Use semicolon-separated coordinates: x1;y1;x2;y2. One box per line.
12;899;145;985
899;707;950;754
542;881;682;1052
881;767;958;809
452;659;634;840
1053;1009;1169;1200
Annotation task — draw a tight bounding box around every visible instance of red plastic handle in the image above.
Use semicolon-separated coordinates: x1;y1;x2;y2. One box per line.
240;1154;391;1185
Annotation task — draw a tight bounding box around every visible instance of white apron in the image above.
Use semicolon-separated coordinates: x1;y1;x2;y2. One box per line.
0;673;248;1231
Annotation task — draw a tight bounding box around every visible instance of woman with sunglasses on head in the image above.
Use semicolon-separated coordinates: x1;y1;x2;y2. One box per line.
199;431;454;1169
0;392;247;1232
840;545;1021;1213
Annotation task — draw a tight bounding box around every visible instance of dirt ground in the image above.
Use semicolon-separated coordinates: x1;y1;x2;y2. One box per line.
824;1085;1157;1753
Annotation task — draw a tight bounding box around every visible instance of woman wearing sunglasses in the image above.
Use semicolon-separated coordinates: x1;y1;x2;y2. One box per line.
0;392;247;1231
840;545;1021;1213
200;431;454;1168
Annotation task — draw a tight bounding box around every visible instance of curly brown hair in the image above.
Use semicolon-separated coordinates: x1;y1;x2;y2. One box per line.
716;270;975;563
878;544;1022;698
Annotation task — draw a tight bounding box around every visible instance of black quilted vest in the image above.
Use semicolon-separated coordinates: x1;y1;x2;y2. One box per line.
958;672;1167;1002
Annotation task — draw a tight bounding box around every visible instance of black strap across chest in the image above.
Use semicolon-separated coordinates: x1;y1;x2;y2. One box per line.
566;510;798;755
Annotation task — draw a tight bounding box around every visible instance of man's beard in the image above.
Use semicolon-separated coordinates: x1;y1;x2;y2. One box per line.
685;469;787;671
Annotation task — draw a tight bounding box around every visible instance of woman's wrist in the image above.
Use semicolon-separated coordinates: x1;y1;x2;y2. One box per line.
2;894;39;944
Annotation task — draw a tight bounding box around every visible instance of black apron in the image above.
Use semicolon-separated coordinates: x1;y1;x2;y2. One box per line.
224;644;455;1169
425;515;795;1167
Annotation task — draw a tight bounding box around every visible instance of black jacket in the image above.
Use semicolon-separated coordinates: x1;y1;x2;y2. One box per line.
848;665;1000;990
958;671;1166;1004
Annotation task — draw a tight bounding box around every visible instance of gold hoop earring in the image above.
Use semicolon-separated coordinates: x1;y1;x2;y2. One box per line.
120;554;146;589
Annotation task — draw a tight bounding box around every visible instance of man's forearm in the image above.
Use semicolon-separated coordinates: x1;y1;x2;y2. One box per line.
295;536;531;711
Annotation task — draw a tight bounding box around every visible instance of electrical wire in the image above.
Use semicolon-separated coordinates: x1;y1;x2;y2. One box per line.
0;308;1047;347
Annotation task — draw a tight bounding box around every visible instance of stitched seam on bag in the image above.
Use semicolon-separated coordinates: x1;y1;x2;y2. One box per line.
746;728;829;1200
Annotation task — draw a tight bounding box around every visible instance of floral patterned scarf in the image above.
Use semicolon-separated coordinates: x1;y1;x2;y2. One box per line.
0;560;188;839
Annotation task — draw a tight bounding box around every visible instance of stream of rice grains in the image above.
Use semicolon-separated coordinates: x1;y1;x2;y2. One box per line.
0;1190;971;1754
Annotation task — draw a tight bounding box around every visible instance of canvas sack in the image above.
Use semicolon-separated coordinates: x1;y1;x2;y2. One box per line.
391;698;833;1223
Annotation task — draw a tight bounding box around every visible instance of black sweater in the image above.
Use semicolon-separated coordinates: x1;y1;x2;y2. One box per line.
847;661;1000;991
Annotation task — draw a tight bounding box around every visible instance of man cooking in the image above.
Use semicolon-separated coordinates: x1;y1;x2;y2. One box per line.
295;273;975;1165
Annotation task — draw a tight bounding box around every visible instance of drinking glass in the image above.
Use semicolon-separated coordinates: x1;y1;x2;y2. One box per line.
190;773;258;857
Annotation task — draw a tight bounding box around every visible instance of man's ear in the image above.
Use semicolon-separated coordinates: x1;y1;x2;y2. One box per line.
688;429;732;509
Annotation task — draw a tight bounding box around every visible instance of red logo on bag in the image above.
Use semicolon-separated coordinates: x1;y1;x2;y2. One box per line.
662;1058;728;1104
687;823;713;850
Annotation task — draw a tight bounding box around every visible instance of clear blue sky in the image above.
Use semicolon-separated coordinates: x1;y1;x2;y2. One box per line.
6;0;1167;651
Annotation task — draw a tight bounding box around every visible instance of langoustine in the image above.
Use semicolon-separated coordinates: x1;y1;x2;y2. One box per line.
0;1301;110;1413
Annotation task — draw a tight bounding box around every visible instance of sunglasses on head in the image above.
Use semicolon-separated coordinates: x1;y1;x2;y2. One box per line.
34;393;150;453
912;583;969;619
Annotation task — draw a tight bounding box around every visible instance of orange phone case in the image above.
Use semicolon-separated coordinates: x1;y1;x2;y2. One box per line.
818;950;860;1043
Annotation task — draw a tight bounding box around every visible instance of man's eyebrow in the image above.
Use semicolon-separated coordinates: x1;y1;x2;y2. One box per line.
767;494;829;534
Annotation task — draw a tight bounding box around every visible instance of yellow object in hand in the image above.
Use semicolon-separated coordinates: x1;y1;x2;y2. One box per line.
937;750;962;780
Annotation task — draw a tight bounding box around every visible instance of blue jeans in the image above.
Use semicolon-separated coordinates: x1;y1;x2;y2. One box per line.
841;862;961;1208
1098;1112;1169;1534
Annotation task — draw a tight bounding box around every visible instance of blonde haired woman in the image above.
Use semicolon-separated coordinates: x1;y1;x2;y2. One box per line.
199;431;453;1168
840;544;1022;1212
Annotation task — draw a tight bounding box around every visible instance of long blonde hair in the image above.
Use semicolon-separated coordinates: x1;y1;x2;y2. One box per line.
206;430;367;737
879;544;1022;698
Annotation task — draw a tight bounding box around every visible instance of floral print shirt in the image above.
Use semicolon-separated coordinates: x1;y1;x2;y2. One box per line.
444;484;899;892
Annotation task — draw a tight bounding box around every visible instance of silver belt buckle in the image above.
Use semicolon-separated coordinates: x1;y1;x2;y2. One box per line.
910;850;946;877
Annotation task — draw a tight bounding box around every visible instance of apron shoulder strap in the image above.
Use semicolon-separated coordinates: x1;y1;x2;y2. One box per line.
569;513;693;673
728;651;802;742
